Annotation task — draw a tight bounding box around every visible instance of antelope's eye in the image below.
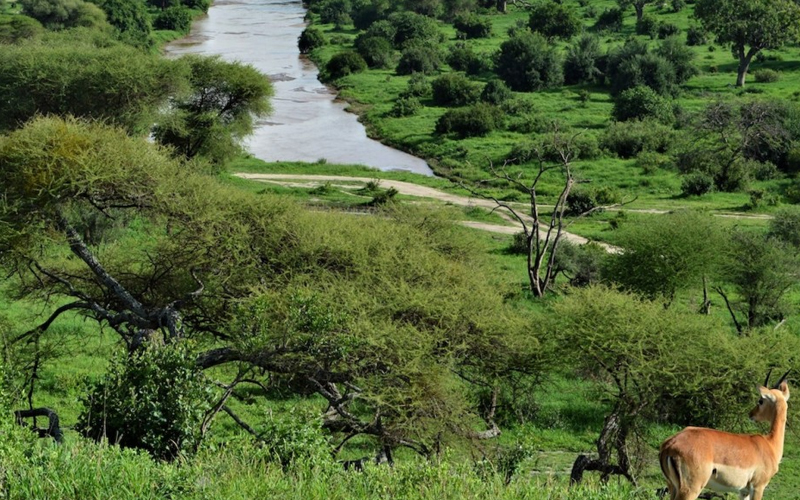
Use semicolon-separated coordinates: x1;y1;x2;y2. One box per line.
758;398;764;405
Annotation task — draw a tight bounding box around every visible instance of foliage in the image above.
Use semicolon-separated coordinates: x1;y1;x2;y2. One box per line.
0;14;44;43
594;7;624;32
390;95;422;116
354;35;394;68
453;12;490;38
563;34;601;85
528;1;580;40
480;79;512;105
0;40;185;134
446;43;490;75
600;119;674;158
77;344;214;460
612;85;674;123
431;72;481;106
351;0;392;30
396;41;442;74
435;103;502;137
686;25;707;46
299;27;327;54
153;6;191;33
605;210;723;304
324;51;368;80
635;14;658;38
495;31;563;92
20;0;107;30
654;36;698;84
93;0;152;48
552;241;607;287
387;10;443;47
153;55;273;165
258;410;332;469
719;231;800;329
768;206;800;248
754;68;780;83
680;171;715;196
695;0;800;86
319;0;352;27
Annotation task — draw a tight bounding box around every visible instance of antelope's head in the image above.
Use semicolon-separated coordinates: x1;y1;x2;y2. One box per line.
750;369;791;423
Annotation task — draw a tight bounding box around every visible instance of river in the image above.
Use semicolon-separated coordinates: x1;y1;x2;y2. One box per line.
164;0;433;176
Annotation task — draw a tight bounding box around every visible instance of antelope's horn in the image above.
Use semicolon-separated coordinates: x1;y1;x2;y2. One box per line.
764;368;774;388
773;369;791;389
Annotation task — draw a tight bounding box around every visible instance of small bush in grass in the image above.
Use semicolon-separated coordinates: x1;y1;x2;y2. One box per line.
453;13;491;39
481;79;513;105
298;27;326;54
671;0;686;12
600;119;675;158
613;85;674;123
396;43;442;75
636;152;670;174
528;0;581;40
680;172;714;196
768;206;800;248
754;69;780;83
636;14;659;39
435;103;502;137
259;410;332;469
657;22;680;39
496;31;563;91
447;44;490;75
686;25;707;46
77;344;213;460
508;231;529;255
391;95;422;117
400;72;431;98
566;187;620;216
154;6;191;32
594;7;624;32
746;188;780;209
325;51;367;80
432;73;481;106
564;34;602;85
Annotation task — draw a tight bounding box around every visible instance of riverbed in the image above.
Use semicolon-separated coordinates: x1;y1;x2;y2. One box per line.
164;0;433;176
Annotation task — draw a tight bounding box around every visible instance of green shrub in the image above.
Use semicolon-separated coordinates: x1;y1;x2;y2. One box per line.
612;85;674;123
610;52;678;97
480;79;513;105
153;6;191;32
754;69;780;83
447;43;490;75
635;14;659;39
566;186;620;216
453;13;491;38
391;95;422;117
768;206;800;247
670;0;686;12
388;11;443;47
400;72;431;97
259;410;332;469
600;119;675;158
435;103;502;137
564;34;601;85
496;31;563;91
77;344;213;460
396;42;442;74
0;14;44;44
657;22;680;39
528;1;580;40
686;25;707;46
325;51;367;80
299;27;327;54
508;231;529;255
319;0;352;27
431;73;481;106
355;35;394;68
594;7;624;31
680;172;714;196
362;19;397;43
655;36;698;84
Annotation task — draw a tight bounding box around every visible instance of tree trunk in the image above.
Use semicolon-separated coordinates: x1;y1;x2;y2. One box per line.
496;0;506;12
736;48;757;88
634;4;644;21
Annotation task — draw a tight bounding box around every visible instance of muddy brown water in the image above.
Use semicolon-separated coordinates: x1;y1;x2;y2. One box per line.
164;0;433;175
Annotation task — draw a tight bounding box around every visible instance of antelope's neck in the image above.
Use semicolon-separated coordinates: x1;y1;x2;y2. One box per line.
767;402;788;461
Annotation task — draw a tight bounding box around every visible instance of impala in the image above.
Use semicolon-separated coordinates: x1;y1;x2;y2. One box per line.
659;370;790;500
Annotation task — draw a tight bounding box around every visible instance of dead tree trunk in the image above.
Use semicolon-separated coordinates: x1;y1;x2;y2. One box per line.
14;407;63;443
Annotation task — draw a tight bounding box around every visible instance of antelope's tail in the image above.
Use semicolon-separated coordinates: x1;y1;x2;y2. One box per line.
659;448;681;496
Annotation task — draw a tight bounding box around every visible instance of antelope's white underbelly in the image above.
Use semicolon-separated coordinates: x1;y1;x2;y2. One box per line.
705;463;755;493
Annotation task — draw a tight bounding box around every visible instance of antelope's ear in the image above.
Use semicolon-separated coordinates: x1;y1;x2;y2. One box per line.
779;381;790;401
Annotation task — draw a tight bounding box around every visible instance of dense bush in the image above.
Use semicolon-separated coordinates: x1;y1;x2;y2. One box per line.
594;7;624;32
396;42;442;74
680;171;714;196
355;35;394;68
351;0;392;30
480;79;513;105
0;14;43;43
153;6;191;32
655;36;698;84
563;34;601;85
299;27;326;54
431;72;481;106
319;0;352;27
435;103;502;137
391;95;422;116
754;69;781;83
362;19;397;42
325;51;367;80
608;46;679;97
447;43;490;75
768;206;800;248
388;11;443;47
400;72;431;97
600;119;675;158
565;186;620;216
77;345;213;460
674;149;750;192
686;25;707;46
635;14;658;38
528;1;580;40
657;22;680;39
496;31;563;91
453;12;491;38
612;85;674;123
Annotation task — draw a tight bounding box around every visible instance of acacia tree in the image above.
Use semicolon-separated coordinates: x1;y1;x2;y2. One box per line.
1;117;540;459
694;0;800;87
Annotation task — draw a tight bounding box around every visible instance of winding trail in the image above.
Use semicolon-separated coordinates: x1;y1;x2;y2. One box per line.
235;173;620;252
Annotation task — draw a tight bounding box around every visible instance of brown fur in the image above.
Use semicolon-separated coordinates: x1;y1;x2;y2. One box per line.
659;382;790;500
